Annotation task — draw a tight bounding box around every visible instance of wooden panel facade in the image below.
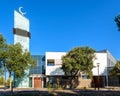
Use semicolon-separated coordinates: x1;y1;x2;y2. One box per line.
34;77;42;88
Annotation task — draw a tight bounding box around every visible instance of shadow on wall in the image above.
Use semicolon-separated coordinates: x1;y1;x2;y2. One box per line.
50;67;64;75
49;68;79;89
49;67;118;89
92;67;108;88
92;67;120;88
100;67;120;86
61;76;79;89
107;67;120;86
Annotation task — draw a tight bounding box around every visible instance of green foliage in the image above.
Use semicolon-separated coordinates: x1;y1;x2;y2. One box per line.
56;79;62;90
57;82;62;90
5;43;36;78
0;34;7;67
6;78;10;86
0;34;7;77
0;34;6;49
47;82;52;91
61;46;95;79
0;34;36;78
0;34;36;90
0;76;4;85
114;14;120;31
110;61;120;76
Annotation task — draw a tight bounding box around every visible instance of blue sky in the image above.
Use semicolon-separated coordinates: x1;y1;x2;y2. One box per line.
0;0;120;59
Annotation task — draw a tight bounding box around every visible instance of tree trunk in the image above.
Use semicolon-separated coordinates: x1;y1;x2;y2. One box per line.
69;70;79;89
9;72;13;93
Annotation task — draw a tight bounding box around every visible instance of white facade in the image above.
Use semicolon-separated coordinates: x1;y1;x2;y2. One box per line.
14;10;30;51
46;52;66;76
46;50;117;76
14;10;29;32
14;35;29;51
92;50;116;76
92;52;107;76
14;10;30;88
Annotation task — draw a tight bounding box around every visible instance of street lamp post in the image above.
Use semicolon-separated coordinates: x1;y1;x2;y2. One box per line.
97;63;100;91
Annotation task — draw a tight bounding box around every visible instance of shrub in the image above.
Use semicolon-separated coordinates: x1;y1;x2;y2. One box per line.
47;82;52;91
0;76;4;85
6;78;10;86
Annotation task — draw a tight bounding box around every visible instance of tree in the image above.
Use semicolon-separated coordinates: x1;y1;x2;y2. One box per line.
114;14;120;31
5;43;36;90
0;34;7;72
61;46;95;88
0;34;7;88
110;61;120;76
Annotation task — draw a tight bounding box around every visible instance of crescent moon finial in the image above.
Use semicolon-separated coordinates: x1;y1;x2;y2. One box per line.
18;6;26;16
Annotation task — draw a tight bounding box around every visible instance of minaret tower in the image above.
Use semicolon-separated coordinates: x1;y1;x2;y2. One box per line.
13;7;30;51
13;7;30;88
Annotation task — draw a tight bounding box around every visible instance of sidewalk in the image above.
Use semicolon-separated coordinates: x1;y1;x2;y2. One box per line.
0;88;47;92
0;87;120;92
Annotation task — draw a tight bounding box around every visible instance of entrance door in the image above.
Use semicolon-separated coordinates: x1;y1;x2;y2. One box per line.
93;76;104;88
34;77;42;88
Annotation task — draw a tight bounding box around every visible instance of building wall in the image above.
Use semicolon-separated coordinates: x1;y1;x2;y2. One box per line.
29;55;45;88
92;53;107;76
14;10;30;88
45;51;117;88
30;55;45;75
46;52;66;76
77;77;92;88
107;50;116;67
46;51;116;77
14;34;29;51
14;10;29;32
14;50;116;88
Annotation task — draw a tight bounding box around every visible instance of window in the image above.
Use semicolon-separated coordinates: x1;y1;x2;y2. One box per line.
47;59;55;66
